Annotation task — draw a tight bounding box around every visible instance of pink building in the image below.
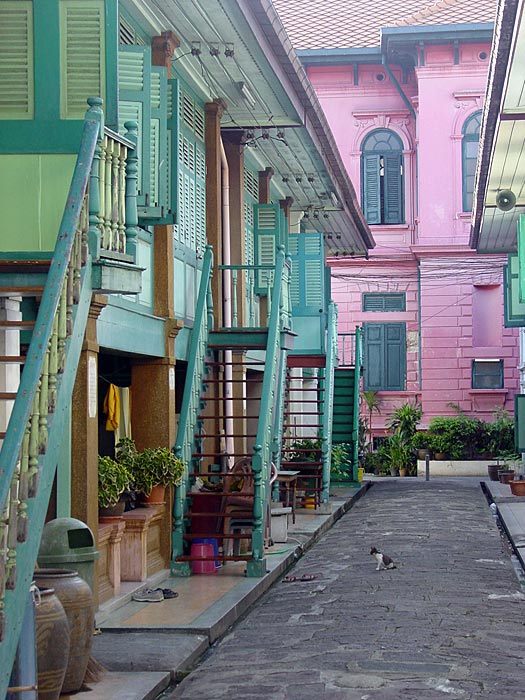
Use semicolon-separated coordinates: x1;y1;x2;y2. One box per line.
274;0;520;434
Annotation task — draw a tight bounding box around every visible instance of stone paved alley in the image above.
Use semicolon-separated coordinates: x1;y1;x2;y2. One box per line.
167;479;525;699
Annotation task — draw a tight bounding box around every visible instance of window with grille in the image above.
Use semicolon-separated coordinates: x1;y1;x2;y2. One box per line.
471;359;503;389
462;111;481;212
361;129;404;225
363;293;406;312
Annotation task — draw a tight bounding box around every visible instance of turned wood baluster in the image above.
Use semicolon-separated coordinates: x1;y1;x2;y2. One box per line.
57;283;67;373
38;346;49;454
66;249;74;338
248;270;255;326
48;315;58;413
124;121;139;260
0;497;9;630
27;391;40;498
17;425;30;544
232;270;238;327
6;464;20;589
118;143;127;253
110;141;120;252
98;135;108;249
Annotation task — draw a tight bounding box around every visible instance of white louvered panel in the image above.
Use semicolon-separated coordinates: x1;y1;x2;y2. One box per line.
187;139;195;174
166;129;172;214
150;118;159;205
290;265;300;305
150;71;161;109
177;170;184;240
244;202;254;264
258;234;275;289
167;82;173;120
183;173;191;247
305;260;323;306
0;2;33;118
62;2;104;118
118;50;144;91
119;101;142;192
194;105;205;140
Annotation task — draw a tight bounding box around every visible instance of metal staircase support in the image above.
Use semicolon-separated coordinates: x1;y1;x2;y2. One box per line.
351;326;363;480
0;103;102;696
320;301;338;503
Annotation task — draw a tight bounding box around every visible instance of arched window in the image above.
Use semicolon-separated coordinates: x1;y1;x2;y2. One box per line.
462;111;482;212
361;129;404;225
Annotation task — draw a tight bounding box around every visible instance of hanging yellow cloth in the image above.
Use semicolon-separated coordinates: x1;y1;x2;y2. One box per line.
103;383;120;431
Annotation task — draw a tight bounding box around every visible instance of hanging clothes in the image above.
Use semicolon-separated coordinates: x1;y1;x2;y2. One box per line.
103;383;120;431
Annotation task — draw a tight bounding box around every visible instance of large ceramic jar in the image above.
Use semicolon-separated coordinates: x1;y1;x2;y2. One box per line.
33;569;94;694
34;588;70;700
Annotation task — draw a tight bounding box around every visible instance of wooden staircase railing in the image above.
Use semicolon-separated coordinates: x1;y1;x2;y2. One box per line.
319;301;338;502
171;247;290;577
0;99;109;695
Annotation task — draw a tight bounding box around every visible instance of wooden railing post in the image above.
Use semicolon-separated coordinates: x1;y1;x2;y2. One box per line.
124;121;139;260
87;97;104;259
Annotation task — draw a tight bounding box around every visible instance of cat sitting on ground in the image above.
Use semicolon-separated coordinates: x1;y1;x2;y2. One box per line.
370;546;397;571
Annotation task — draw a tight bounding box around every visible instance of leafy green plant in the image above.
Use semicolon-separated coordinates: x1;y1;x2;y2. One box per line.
383;433;413;473
130;446;185;496
361;391;381;451
331;443;353;481
412;431;429;451
289;438;322;462
362;450;382;474
98;456;132;508
388;402;422;444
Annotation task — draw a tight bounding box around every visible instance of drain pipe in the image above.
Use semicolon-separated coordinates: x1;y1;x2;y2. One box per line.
219;138;234;467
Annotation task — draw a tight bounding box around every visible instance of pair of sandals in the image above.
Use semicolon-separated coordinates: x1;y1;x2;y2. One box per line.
282;573;317;583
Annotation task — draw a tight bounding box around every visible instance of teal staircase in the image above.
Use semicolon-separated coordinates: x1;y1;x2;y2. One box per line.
332;328;362;481
0;99;142;696
173;248;291;577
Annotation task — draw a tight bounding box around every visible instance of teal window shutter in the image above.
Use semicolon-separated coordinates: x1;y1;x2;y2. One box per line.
0;1;34;119
361;129;404;225
363;322;406;391
118;45;151;207
504;255;525;327
60;1;106;119
383;154;403;224
362;154;381;224
254;203;281;294
149;65;169;214
462;111;481;212
288;233;324;312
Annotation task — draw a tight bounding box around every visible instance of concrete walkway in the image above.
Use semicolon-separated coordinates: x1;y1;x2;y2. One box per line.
166;478;525;700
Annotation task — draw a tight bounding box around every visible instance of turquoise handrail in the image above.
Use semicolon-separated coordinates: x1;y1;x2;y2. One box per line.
248;246;287;577
172;245;214;574
0;100;103;696
351;326;363;480
321;301;338;502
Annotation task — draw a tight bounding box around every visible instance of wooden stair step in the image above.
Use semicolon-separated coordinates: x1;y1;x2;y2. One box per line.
195;433;257;438
176;554;252;562
184;510;253;517
183;533;253;540
0;356;26;363
0;259;51;274
203;378;262;383
0;393;17;400
0;286;44;297
192;452;254;458
0;320;35;329
205;360;265;366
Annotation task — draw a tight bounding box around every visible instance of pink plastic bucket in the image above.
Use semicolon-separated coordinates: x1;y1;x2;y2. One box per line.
191;543;217;574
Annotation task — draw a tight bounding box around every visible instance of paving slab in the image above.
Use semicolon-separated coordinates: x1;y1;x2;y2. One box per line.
62;671;170;700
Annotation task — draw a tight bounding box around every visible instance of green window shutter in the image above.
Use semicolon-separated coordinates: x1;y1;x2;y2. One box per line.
254;203;281;294
288;235;300;305
0;1;34;119
362;154;381;224
383;154;403;224
60;0;105;119
363;322;406;390
384;323;405;390
118;45;151;207
504;256;525;327
149;65;168;213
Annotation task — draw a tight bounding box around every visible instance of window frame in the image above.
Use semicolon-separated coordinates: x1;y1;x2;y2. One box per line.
362;292;406;312
462;110;482;212
361;129;405;225
471;359;504;390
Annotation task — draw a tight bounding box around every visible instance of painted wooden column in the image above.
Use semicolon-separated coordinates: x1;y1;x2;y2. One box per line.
71;294;107;606
259;167;274;205
206;100;226;327
280;196;294;220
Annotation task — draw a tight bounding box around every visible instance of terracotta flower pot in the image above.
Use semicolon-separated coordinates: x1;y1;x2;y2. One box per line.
143;484;166;505
510;480;525;496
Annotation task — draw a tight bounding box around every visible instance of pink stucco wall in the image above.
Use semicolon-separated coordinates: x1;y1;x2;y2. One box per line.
308;42;520;432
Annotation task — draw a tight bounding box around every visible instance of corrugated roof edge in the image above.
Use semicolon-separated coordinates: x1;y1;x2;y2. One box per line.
246;0;375;253
470;0;519;249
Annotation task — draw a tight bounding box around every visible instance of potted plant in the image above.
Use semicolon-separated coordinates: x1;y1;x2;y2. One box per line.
412;431;429;461
130;445;185;504
98;455;132;517
330;443;353;483
383;433;412;476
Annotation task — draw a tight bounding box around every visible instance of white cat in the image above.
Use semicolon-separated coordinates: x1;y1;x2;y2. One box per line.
370;546;397;571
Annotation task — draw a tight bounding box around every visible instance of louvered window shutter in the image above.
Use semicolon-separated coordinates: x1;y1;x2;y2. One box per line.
60;1;105;119
118;45;151;207
149;65;168;214
363;322;406;391
254;203;281;294
363;323;383;391
362;154;381;224
383;154;404;224
0;2;34;119
289;233;325;312
384;323;405;390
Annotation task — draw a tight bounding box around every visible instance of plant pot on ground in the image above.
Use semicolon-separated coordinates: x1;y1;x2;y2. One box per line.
510;480;525;496
98;455;132;515
499;470;515;484
130;445;185;503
